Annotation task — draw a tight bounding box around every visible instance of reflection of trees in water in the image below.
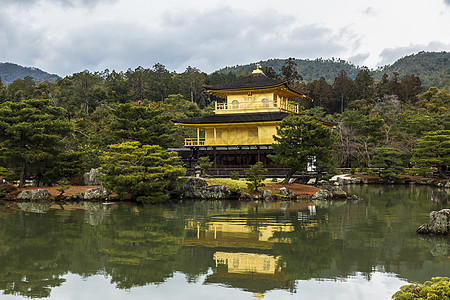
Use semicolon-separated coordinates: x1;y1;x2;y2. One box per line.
272;211;335;281
0;211;74;297
0;188;448;297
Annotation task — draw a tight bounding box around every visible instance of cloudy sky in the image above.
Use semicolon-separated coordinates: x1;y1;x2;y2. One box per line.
1;0;449;76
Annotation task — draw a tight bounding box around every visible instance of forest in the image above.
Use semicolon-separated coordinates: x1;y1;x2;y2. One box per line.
0;57;449;190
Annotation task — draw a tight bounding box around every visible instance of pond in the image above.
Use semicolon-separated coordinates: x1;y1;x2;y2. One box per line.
0;185;449;299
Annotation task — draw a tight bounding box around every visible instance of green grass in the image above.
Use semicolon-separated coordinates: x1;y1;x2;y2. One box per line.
205;178;249;190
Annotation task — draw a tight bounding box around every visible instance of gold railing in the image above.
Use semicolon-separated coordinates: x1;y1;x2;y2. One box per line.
215;101;298;114
184;138;205;146
280;102;299;114
184;137;274;147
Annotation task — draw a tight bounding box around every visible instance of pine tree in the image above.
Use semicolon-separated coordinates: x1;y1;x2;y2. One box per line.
0;99;71;186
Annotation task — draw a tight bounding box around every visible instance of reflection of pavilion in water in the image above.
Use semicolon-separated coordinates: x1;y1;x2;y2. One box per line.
182;207;320;297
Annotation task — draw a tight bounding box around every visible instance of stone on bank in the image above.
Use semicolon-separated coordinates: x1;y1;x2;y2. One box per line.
417;209;450;235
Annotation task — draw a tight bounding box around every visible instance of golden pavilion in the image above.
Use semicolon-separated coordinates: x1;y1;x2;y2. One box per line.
172;65;333;172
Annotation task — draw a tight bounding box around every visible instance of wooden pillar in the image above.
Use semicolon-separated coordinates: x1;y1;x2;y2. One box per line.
257;146;260;162
197;128;200;146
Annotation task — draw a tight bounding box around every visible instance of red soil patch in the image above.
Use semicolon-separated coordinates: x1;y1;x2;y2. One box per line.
16;185;101;197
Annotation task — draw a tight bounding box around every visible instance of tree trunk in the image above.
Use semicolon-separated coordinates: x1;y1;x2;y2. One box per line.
283;168;296;184
19;161;26;188
437;165;448;179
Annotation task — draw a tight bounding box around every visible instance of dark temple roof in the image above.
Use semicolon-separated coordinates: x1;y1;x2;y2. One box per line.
204;73;285;90
172;112;337;127
204;73;305;97
172;112;290;125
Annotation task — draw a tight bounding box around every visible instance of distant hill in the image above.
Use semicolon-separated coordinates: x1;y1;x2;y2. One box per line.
373;51;449;90
216;52;450;90
0;62;60;84
219;58;361;84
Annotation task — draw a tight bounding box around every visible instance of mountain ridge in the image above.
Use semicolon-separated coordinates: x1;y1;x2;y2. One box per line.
0;62;60;84
1;51;448;90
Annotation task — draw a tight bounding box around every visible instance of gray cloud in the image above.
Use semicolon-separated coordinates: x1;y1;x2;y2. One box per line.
377;41;450;66
348;53;370;66
4;6;358;76
6;8;356;76
1;0;118;8
445;0;450;6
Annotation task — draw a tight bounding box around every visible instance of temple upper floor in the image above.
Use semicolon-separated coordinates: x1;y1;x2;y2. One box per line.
214;92;299;114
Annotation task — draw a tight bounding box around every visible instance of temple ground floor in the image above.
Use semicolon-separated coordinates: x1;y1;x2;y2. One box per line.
171;145;303;178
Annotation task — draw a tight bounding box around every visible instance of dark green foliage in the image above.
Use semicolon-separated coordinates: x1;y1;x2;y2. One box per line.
412;130;450;178
99;141;186;203
111;103;175;148
392;277;450;299
0;98;71;186
218;57;360;83
270;115;336;182
197;156;213;176
281;57;303;83
374;51;450;91
52;152;84;180
0;183;17;198
245;162;267;192
229;171;240;180
371;147;406;181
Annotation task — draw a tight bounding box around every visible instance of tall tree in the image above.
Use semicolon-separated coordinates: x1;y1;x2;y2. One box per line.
269;114;336;182
307;77;334;112
111;103;175;148
151;63;173;102
0;99;71;186
126;66;150;102
333;70;355;113
374;73;392;99
177;66;207;105
354;67;375;101
281;57;303;84
398;74;422;103
71;70;102;114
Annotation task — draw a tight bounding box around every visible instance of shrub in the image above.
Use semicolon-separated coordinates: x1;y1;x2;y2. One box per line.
245;162;267;192
0;183;17;199
229;171;240;180
392;277;450;299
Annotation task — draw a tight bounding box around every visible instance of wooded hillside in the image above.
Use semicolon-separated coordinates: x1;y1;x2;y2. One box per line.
0;62;60;84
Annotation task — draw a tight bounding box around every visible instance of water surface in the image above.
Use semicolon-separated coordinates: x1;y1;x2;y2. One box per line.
0;185;449;299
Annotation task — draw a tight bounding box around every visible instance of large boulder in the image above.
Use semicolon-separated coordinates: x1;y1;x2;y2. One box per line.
311;189;332;200
83;168;102;185
279;187;294;197
16;189;52;202
84;187;109;200
263;190;273;200
239;192;253;201
180;177;208;198
331;187;347;198
417;209;450;235
201;185;228;199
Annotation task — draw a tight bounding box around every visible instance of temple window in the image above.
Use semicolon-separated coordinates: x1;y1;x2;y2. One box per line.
262;98;270;107
231;100;239;109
